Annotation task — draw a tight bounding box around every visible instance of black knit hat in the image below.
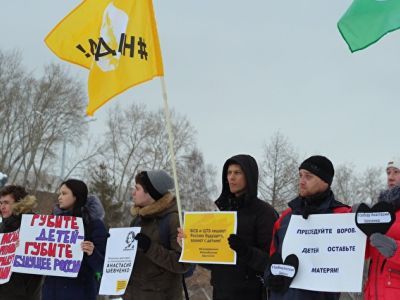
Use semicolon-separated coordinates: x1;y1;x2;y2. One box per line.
135;170;174;201
299;155;334;185
61;179;88;209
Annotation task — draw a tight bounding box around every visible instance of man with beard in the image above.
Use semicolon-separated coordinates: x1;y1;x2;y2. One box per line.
266;155;350;300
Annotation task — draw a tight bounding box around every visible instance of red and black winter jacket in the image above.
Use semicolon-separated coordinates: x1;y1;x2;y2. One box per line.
364;208;400;300
269;190;350;300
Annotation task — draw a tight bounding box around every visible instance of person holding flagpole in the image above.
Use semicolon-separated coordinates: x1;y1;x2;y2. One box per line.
124;170;190;300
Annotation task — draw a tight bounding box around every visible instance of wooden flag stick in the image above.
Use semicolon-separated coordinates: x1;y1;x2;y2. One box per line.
160;76;183;226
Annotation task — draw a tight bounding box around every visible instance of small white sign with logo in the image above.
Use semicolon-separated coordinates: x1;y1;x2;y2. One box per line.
99;227;141;295
357;212;391;224
271;264;296;278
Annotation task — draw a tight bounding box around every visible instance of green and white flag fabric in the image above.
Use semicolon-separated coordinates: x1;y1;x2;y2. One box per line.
338;0;400;52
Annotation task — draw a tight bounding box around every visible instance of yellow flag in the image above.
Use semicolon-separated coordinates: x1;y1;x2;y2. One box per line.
45;0;164;115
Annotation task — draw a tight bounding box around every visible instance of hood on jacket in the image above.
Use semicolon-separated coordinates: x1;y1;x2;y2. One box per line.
379;186;400;210
13;195;38;215
215;154;259;206
130;192;176;218
53;194;105;220
0;195;38;233
86;194;105;220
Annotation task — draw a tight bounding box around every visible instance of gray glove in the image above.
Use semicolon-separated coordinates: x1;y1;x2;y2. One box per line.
370;233;397;258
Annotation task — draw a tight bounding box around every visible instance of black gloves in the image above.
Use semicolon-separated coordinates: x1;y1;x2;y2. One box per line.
266;274;287;293
228;234;249;257
265;253;299;294
135;233;151;253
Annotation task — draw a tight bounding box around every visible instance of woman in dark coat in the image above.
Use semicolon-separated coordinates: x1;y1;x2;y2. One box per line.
42;179;107;300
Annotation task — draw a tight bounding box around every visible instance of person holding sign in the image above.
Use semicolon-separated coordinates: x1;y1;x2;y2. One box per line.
190;154;277;300
363;160;400;299
42;179;107;300
266;155;350;300
0;185;43;300
124;170;190;300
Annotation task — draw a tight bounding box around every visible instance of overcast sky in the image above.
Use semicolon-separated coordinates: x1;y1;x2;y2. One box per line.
2;0;400;180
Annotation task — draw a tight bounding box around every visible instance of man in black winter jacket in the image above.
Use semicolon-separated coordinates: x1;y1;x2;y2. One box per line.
209;154;278;300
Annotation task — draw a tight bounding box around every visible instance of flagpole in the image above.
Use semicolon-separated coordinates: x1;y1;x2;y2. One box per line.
160;76;183;226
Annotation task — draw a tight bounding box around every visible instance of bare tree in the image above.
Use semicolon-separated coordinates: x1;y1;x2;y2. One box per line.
178;148;218;212
102;103;196;204
61;136;103;184
332;165;385;206
0;50;27;175
259;132;299;212
97;103;218;225
17;64;86;192
331;164;360;205
358;167;384;205
89;163;123;228
0;49;88;192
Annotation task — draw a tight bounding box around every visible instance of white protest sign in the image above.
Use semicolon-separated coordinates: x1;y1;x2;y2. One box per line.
13;214;84;277
0;230;18;284
282;213;366;292
99;227;141;295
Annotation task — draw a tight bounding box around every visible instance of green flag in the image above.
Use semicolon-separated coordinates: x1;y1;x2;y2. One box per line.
338;0;400;52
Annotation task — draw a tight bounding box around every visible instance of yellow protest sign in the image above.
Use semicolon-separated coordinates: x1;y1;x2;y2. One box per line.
180;212;237;264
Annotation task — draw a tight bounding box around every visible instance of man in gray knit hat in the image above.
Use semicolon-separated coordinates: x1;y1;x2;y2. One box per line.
124;170;189;300
136;170;174;201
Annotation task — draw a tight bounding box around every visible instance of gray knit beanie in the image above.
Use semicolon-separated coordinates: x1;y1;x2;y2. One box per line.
136;170;174;200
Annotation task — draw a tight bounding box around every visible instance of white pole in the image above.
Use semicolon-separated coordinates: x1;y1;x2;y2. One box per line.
160;76;183;226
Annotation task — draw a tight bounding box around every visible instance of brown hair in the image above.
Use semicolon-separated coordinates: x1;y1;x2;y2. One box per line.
135;172;149;193
0;185;28;202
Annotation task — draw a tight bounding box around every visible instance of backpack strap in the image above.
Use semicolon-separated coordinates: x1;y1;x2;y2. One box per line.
157;212;173;249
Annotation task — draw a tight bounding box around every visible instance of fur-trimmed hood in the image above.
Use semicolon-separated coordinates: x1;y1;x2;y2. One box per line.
130;192;176;218
85;194;105;220
0;195;38;233
379;186;400;210
53;194;105;220
13;195;38;215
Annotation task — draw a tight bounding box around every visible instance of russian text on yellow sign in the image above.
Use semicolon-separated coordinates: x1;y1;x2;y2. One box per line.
45;0;164;115
181;212;237;264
